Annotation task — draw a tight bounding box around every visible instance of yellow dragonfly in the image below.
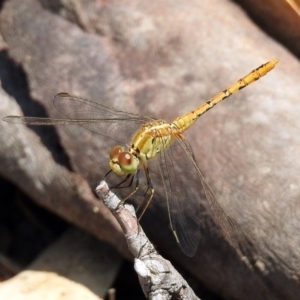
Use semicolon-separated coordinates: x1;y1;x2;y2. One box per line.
3;59;278;256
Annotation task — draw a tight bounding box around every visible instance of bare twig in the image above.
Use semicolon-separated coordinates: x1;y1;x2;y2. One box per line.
96;180;200;300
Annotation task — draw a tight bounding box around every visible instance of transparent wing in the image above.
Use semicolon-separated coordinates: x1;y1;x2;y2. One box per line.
157;134;239;257
3;93;156;144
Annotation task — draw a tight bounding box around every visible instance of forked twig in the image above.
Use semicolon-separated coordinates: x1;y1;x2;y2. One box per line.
96;180;200;300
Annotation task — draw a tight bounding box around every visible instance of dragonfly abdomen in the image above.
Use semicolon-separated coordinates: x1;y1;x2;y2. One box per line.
171;59;279;134
171;111;198;134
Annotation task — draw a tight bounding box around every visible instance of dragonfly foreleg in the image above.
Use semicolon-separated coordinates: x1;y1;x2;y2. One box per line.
122;169;141;202
104;169;141;203
105;168;135;190
114;174;134;188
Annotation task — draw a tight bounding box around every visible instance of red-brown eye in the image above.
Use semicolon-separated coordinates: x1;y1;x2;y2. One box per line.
118;152;139;173
110;145;123;159
118;152;132;166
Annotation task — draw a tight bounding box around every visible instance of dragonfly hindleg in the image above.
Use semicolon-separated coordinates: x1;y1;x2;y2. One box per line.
137;165;155;221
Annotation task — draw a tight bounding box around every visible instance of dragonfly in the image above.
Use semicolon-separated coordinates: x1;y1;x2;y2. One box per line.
3;59;278;257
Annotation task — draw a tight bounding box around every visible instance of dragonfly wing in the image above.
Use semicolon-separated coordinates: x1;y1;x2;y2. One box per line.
2;116;74;125
157;136;201;256
157;134;239;257
4;93;156;145
52;93;155;144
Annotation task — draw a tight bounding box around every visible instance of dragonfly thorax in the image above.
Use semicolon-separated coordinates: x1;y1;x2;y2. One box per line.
130;120;175;161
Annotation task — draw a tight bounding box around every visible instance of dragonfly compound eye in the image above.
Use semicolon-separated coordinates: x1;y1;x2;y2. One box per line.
110;145;123;159
118;152;139;173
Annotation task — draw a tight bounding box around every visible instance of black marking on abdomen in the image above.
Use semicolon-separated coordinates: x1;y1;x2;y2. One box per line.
222;89;231;98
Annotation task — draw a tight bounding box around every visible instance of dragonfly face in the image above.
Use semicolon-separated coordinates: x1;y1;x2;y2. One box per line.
109;145;140;176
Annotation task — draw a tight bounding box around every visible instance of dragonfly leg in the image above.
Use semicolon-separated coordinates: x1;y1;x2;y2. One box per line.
122;169;141;202
104;171;134;189
104;169;113;179
104;169;140;202
137;165;154;221
114;174;133;188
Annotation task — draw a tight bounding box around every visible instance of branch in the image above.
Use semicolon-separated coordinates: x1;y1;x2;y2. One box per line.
96;180;200;300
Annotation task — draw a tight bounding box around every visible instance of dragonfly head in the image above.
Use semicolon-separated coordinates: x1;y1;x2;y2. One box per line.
109;145;139;176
